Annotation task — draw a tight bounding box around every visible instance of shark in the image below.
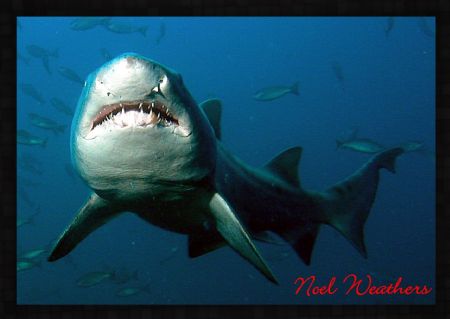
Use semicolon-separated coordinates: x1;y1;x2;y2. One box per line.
48;53;404;284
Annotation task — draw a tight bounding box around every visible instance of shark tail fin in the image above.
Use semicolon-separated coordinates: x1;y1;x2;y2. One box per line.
290;81;299;95
41;138;48;148
321;147;404;258
336;139;344;149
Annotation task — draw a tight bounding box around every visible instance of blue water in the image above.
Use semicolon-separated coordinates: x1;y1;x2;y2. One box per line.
17;17;435;304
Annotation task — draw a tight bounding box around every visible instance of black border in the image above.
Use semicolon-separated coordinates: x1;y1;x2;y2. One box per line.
3;0;448;318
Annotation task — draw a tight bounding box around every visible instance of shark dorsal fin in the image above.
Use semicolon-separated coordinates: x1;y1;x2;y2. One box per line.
200;99;222;140
264;147;302;188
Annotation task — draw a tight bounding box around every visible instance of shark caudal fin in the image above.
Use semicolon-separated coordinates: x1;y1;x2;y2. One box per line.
320;147;404;258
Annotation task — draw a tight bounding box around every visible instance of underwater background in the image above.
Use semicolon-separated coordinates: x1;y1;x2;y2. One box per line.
17;17;435;305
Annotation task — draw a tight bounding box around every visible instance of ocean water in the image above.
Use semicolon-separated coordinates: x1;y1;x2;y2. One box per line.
17;17;435;305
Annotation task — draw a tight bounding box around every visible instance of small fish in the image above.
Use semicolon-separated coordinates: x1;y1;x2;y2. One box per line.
100;48;113;61
336;138;386;154
26;45;58;75
19;83;46;104
111;268;139;285
76;271;115;287
396;141;435;160
397;141;424;153
50;97;74;116
253;82;299;101
418;17;435;38
331;61;345;83
19;248;47;260
26;45;58;59
19;152;44;175
385;17;395;37
17;129;47;147
17;209;39;228
57;66;85;85
17;259;41;272
155;21;166;44
28;113;67;135
115;284;151;297
159;246;179;265
104;21;148;37
70;17;111;31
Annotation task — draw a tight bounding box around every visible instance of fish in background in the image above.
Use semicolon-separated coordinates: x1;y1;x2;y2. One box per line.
18;52;30;65
336;137;386;154
70;17;111;31
159;246;179;265
76;270;116;287
115;284;151;297
19;83;46;105
100;48;113;61
18;152;44;175
17;208;40;228
104;20;148;37
253;81;299;101
19;246;49;261
111;268;139;285
155;21;166;44
26;44;58;75
28;113;67;135
396;141;435;160
17;259;41;272
58;66;85;85
385;17;395;37
417;17;435;38
331;60;345;84
17;129;47;147
50;97;74;117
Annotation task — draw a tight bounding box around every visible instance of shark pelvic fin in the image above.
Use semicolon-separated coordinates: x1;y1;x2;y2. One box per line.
322;147;404;258
209;193;278;284
264;147;302;188
48;193;121;262
200;99;222;140
274;223;320;265
188;230;284;258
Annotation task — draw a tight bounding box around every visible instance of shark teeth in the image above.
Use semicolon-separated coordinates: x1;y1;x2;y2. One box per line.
92;100;178;130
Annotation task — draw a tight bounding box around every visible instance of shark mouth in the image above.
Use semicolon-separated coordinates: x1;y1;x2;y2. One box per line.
91;100;179;131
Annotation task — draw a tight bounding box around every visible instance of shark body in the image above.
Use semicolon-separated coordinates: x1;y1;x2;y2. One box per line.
48;53;404;284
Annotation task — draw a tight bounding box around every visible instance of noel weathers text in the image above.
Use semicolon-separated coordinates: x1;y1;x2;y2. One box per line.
294;274;432;297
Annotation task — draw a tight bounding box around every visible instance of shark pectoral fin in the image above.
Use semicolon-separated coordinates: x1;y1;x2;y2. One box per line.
48;193;120;262
199;99;222;140
188;230;226;257
264;147;302;188
208;193;278;284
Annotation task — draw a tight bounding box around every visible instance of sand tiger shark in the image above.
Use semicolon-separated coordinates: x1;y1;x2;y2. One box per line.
48;53;404;284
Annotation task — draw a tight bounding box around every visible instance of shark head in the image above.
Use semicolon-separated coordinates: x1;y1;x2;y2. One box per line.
71;53;216;202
